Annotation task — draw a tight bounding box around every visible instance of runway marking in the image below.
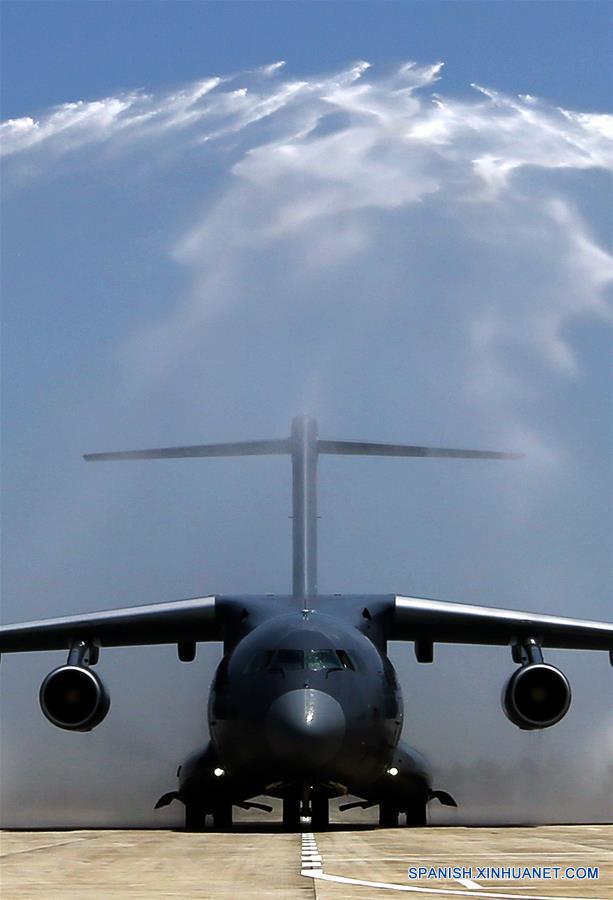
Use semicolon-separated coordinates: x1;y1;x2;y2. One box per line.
300;833;606;900
301;832;322;873
304;871;606;900
0;837;89;859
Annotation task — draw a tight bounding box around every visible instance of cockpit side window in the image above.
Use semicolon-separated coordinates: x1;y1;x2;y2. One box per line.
243;650;275;674
336;649;356;671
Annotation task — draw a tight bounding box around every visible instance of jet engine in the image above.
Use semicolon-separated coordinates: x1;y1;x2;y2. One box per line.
39;665;110;732
502;662;571;730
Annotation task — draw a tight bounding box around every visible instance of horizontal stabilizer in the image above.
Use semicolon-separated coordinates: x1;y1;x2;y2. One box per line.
80;416;524;601
318;439;522;460
84;438;290;462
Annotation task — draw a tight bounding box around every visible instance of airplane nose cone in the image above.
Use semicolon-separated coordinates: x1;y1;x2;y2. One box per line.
266;689;345;768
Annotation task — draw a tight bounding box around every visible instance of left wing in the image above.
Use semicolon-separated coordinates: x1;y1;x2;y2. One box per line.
0;595;221;653
390;595;613;660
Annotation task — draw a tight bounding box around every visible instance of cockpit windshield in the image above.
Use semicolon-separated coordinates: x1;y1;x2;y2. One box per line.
304;649;341;672
244;648;356;674
272;649;304;670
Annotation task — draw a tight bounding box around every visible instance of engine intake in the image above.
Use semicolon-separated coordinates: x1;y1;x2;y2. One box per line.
40;665;110;732
503;663;571;730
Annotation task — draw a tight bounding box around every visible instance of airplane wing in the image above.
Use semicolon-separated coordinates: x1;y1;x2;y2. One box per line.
390;595;613;660
0;595;221;653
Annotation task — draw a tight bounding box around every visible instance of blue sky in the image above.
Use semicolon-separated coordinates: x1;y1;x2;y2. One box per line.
3;1;612;117
1;2;612;827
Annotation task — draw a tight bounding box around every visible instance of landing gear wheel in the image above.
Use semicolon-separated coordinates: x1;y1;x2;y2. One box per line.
213;802;233;830
184;804;205;832
282;796;300;831
404;802;427;827
311;793;329;830
379;803;399;827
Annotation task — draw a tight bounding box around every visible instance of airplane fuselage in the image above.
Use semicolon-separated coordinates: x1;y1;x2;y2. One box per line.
210;610;402;788
175;601;435;823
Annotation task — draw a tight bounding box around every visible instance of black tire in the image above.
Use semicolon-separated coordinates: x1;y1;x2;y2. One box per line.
282;796;301;831
311;793;329;830
379;803;399;827
404;802;427;827
184;804;205;832
213;802;233;830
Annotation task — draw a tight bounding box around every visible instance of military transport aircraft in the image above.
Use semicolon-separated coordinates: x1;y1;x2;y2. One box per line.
1;416;612;830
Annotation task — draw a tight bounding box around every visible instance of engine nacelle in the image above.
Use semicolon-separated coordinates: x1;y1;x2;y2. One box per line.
502;662;571;730
39;665;110;732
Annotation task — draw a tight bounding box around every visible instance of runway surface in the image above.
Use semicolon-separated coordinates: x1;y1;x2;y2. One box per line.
1;823;611;899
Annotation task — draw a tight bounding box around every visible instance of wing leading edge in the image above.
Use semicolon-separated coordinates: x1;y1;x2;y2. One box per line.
2;593;611;658
392;595;613;658
0;595;220;653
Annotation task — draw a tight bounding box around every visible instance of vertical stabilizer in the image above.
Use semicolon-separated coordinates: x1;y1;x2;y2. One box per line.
85;417;522;602
290;416;318;600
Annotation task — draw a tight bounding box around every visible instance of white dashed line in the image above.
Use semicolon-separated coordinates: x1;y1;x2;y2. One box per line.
300;832;322;873
458;879;483;890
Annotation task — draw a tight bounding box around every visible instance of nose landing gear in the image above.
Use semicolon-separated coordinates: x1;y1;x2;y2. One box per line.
282;786;331;830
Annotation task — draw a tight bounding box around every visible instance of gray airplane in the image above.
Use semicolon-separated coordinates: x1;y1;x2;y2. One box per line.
1;416;612;830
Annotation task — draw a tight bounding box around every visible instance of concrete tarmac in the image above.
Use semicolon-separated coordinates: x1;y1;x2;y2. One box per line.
1;820;611;899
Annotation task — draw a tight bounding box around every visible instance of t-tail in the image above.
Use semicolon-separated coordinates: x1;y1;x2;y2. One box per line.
84;416;523;601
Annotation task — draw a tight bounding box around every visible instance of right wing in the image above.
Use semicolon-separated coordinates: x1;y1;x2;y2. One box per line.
390;594;613;656
0;595;221;653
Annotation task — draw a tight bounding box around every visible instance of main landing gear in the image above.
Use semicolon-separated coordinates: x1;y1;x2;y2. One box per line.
379;800;427;827
282;795;301;831
184;803;205;832
184;802;233;832
310;791;330;829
